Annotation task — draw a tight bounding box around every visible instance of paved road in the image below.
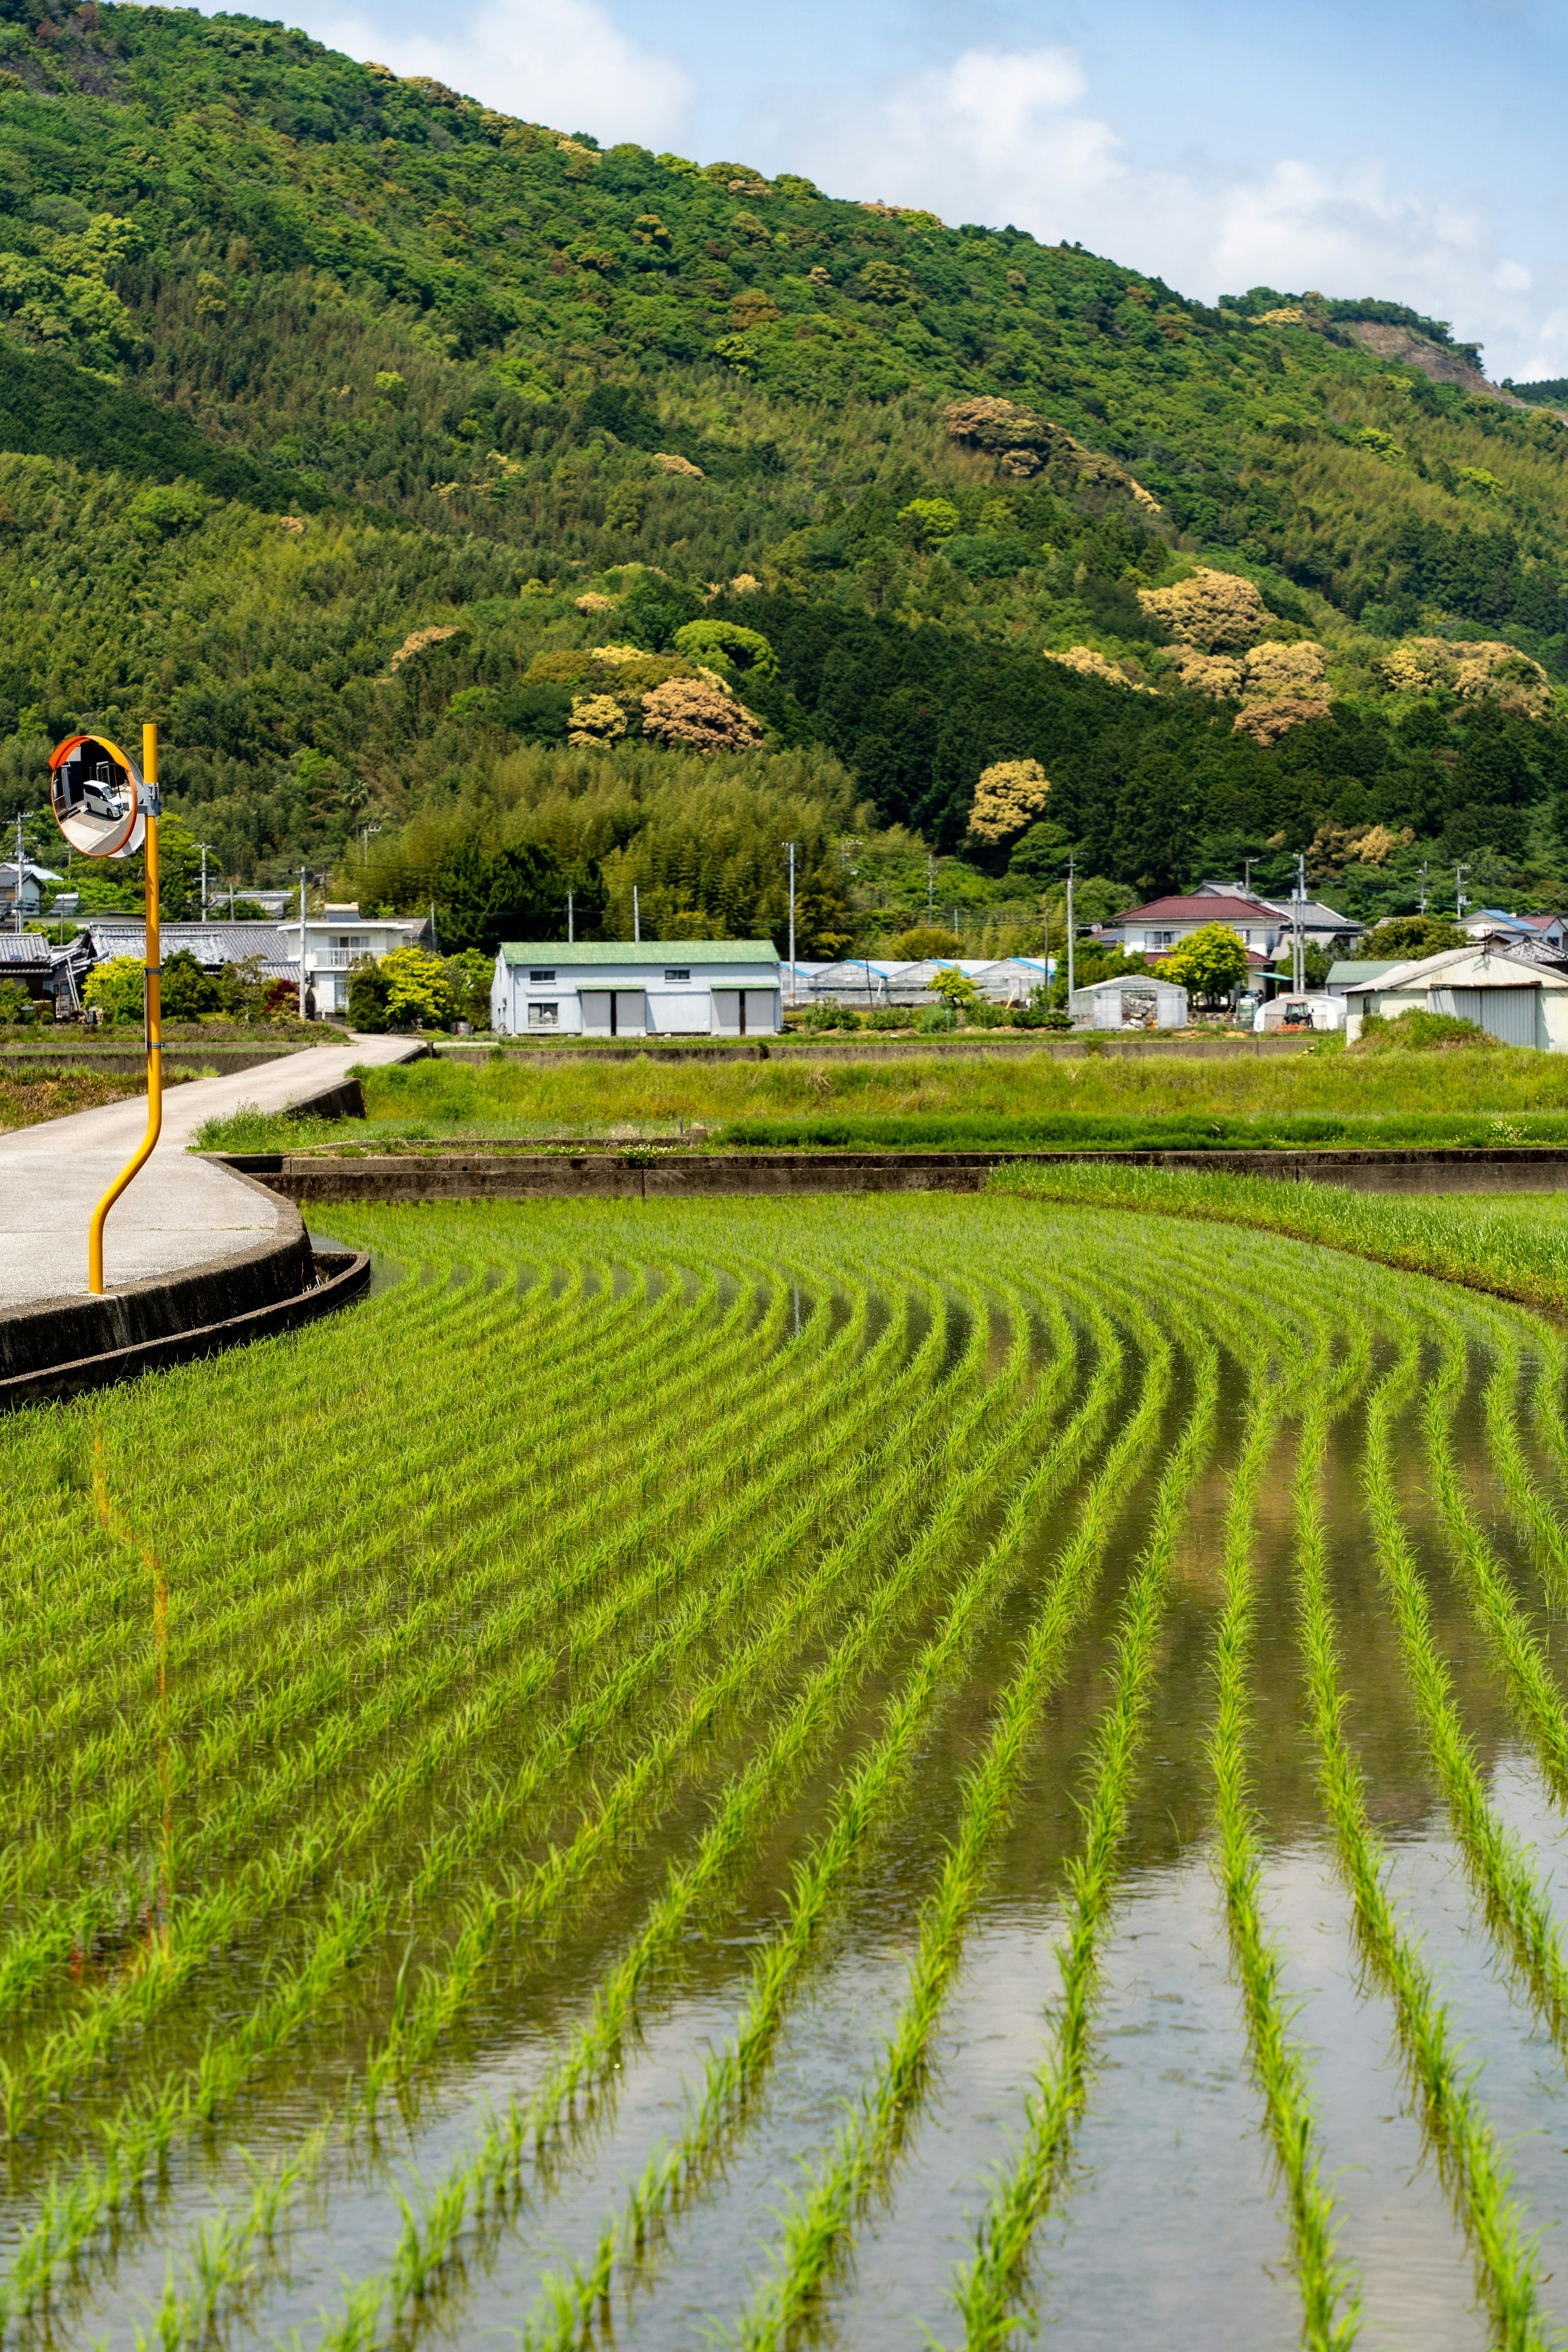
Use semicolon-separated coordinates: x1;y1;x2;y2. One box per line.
0;1035;418;1309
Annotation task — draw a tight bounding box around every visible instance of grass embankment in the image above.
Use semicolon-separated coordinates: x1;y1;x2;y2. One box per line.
0;1066;143;1130
987;1160;1568;1312
188;1041;1568;1156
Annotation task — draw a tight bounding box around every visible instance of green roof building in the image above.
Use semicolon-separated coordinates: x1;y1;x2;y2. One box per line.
492;939;782;1038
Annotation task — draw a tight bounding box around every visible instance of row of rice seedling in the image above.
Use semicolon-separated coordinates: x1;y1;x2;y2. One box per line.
1292;1350;1553;2348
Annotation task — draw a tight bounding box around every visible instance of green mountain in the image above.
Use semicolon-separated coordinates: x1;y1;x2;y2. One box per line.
4;0;1568;945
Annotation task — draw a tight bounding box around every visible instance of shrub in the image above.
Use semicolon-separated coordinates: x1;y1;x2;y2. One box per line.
918;1005;954;1033
0;978;34;1024
1353;1010;1495;1053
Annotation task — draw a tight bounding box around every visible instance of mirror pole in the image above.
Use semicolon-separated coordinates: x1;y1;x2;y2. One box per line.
87;724;162;1294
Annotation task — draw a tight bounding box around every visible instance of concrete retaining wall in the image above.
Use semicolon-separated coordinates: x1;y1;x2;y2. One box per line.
434;1034;1316;1069
0;1173;313;1377
0;1247;370;1410
220;1143;1568;1207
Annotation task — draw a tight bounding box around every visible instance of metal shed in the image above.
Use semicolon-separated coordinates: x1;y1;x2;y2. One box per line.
1069;974;1189;1030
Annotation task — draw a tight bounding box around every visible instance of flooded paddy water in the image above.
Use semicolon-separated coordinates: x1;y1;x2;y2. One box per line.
8;1194;1568;2348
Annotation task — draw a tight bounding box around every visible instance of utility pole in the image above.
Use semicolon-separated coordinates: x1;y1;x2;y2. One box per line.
927;851;935;924
298;867;308;1020
198;843;209;922
1455;863;1468;920
1419;860;1429;916
633;885;640;944
784;840;797;1007
567;888;574;945
1066;855;1076;1007
13;808;23;936
1293;851;1306;996
228;882;235;918
1243;857;1254;896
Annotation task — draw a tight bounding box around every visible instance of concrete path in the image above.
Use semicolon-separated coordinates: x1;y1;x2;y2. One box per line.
0;1036;419;1309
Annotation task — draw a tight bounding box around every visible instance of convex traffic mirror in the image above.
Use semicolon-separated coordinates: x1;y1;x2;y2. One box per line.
49;732;147;858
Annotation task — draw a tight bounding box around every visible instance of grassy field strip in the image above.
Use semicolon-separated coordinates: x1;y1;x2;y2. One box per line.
986;1161;1568;1312
713;1325;1215;2352
1294;1371;1554;2347
0;1257;927;2140
0;1246;1051;2322
289;1264;1150;2352
1420;1323;1568;1804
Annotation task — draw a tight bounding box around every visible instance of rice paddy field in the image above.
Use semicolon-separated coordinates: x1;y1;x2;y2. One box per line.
14;1191;1568;2347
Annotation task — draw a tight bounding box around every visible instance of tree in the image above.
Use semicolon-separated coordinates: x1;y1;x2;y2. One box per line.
442;949;493;1025
160;949;219;1018
381;944;456;1029
928;967;980;1018
431;838;586;957
640;678;764;754
82;954;144;1025
966;759;1050;847
1359;914;1469;960
1162;921;1249;1002
347;956;390;1032
889;923;962;958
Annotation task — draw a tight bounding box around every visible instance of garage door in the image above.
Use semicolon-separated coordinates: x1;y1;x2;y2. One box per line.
579;989;647;1037
649;992;710;1033
1432;985;1541;1047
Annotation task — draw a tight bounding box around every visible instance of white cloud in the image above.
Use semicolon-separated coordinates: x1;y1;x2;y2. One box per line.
307;0;694;145
790;43;1551;374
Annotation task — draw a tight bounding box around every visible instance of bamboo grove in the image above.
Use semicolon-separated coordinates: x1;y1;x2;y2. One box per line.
9;1195;1568;2344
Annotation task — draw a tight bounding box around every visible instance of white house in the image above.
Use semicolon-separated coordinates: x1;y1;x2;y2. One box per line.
492;940;782;1037
1343;942;1568;1048
1096;886;1361;963
82;902;431;1016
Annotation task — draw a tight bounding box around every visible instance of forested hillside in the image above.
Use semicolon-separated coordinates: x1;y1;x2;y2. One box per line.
3;0;1568;946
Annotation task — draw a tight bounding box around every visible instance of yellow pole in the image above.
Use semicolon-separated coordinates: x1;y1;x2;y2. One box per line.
88;724;161;1295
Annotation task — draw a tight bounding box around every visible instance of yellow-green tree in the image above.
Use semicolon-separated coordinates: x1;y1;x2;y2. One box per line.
1162;922;1248;1002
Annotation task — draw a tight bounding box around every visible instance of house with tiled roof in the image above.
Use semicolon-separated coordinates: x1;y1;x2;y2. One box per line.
1095;886;1361;964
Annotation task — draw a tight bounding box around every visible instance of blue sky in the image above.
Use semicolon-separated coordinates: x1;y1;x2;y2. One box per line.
283;0;1568;378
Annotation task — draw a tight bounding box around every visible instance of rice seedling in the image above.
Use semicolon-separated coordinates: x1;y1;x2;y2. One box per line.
9;1193;1568;2351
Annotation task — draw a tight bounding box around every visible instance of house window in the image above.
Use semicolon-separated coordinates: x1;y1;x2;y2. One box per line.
664;968;690;983
530;968;556;983
1151;930;1175;948
527;1002;559;1029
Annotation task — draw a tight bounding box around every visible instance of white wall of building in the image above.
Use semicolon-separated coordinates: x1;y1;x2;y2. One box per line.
492;949;782;1038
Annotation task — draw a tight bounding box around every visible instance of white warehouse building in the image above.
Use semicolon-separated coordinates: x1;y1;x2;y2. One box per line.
492;940;782;1037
